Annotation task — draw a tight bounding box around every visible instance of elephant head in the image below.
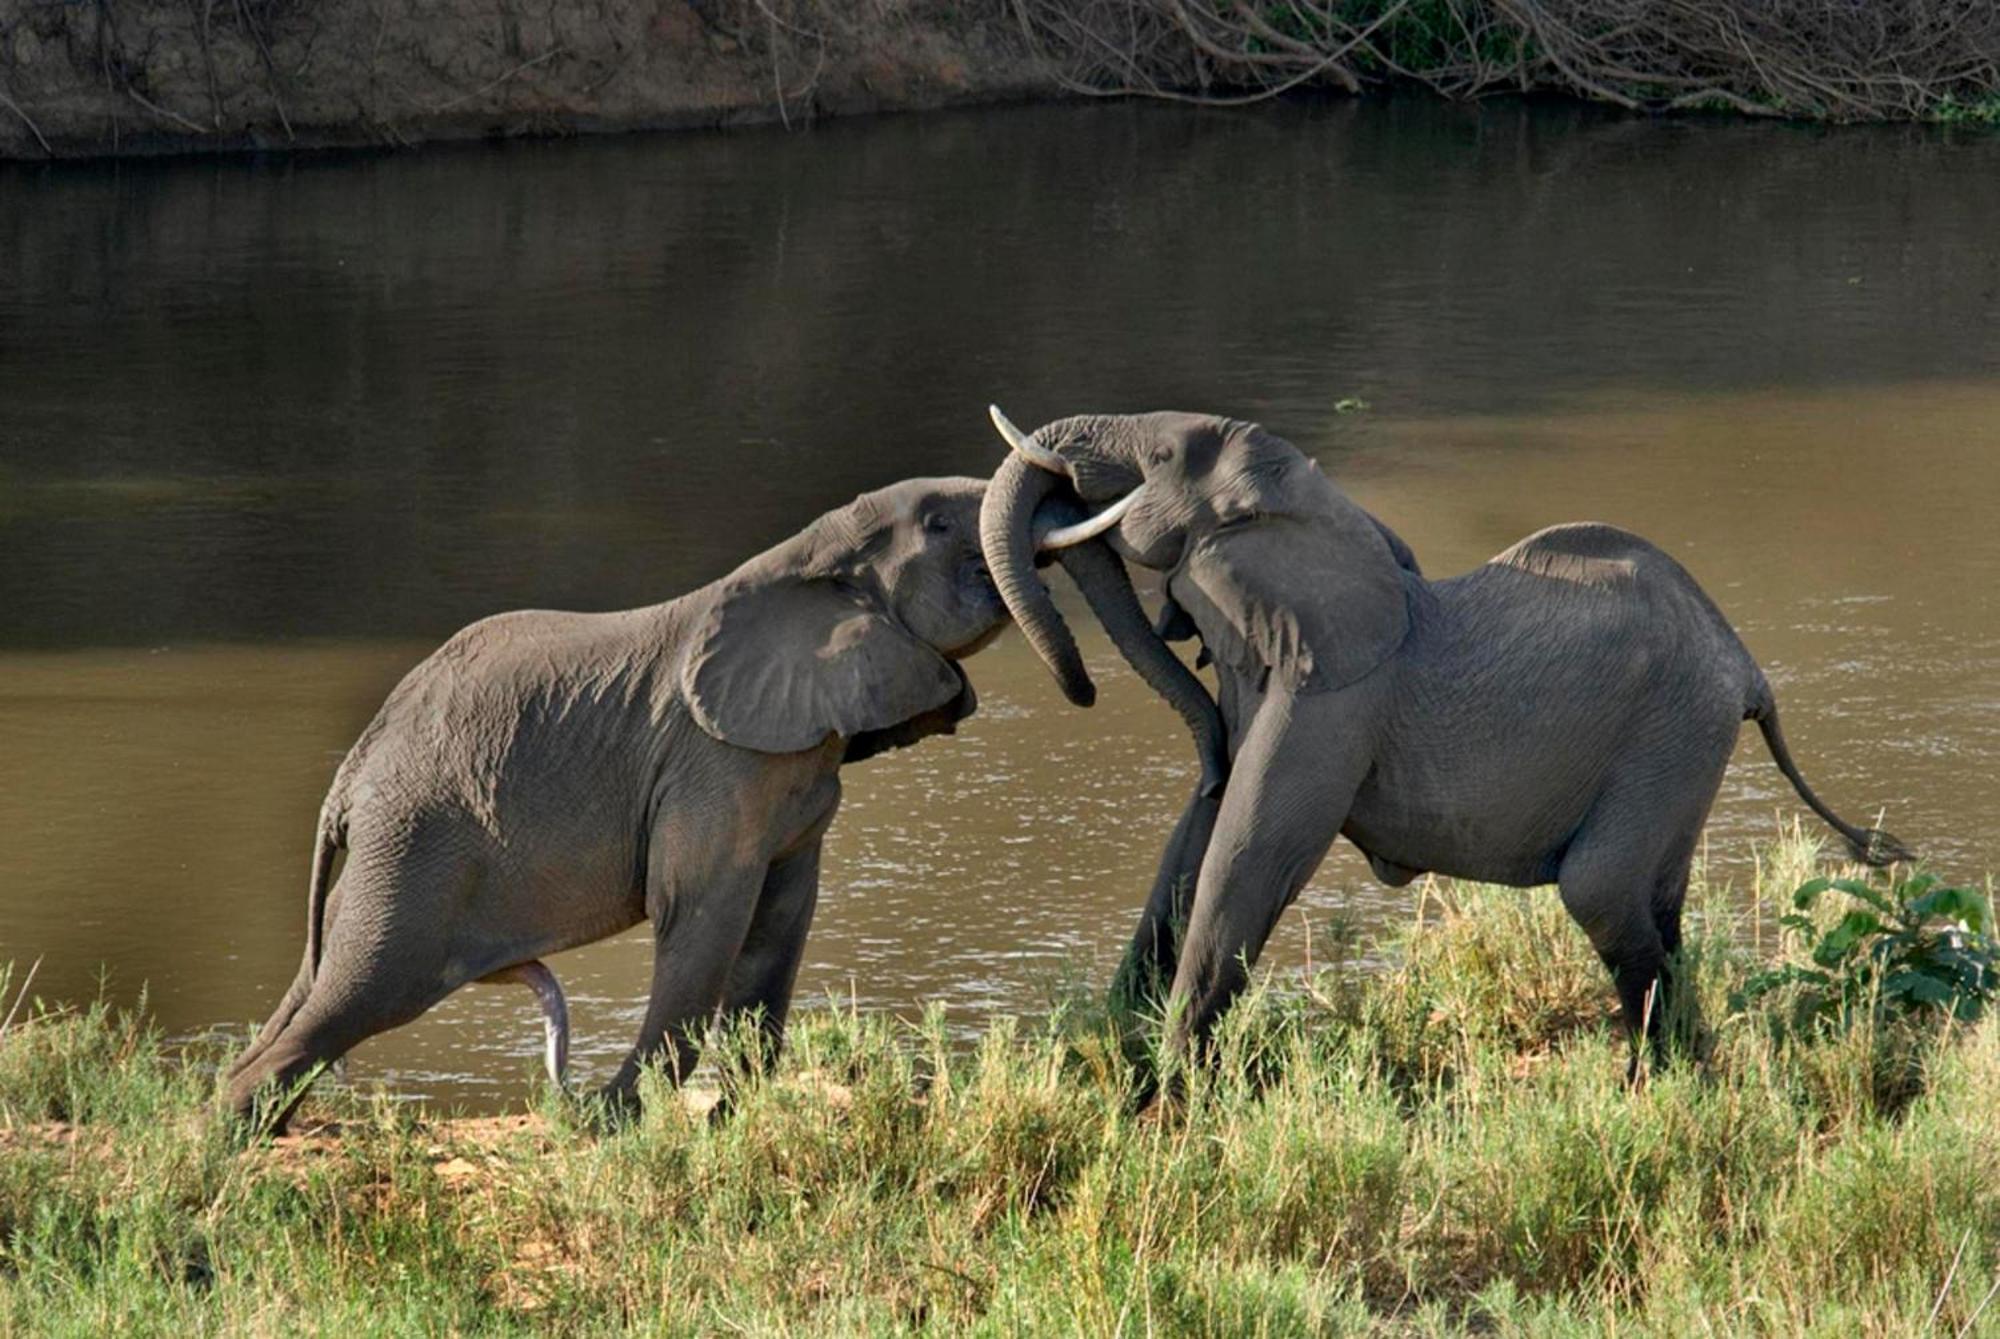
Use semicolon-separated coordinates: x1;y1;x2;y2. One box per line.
685;477;1006;762
980;408;1412;710
978;414;1231;796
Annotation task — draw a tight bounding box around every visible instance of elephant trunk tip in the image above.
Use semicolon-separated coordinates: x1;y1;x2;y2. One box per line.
982;452;1100;709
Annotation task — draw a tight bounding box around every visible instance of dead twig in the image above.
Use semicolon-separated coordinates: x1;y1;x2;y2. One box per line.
1;958;43;1039
0;83;53;157
234;0;294;141
1012;0;2000;122
123;81;211;134
429;46;564;114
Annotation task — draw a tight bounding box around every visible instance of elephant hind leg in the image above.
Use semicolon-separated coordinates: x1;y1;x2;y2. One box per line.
223;993;379;1131
1557;811;1705;1071
225;952;313;1084
225;956;467;1131
225;873;470;1130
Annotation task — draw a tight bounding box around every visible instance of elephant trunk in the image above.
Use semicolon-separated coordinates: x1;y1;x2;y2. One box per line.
1056;543;1229;798
980;452;1097;707
980;424;1229;795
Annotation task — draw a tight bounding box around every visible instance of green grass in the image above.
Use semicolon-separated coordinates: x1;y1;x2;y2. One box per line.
4;834;1998;1334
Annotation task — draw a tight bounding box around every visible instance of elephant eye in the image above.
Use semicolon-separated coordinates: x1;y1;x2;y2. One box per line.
1148;443;1174;467
921;513;952;535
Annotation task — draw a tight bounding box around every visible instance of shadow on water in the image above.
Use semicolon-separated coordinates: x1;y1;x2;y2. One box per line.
2;98;1996;1106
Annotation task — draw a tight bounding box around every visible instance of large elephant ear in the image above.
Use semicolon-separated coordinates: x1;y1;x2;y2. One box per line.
682;578;964;754
1173;511;1410;694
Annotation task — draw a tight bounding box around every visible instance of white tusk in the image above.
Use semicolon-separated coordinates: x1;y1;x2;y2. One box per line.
1037;485;1144;552
988;404;1068;474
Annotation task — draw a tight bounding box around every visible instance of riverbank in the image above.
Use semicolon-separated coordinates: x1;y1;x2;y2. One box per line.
0;1;1048;160
4;835;1996;1332
4;2;1996;162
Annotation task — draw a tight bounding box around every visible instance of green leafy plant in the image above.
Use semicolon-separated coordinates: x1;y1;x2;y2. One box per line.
1737;872;1999;1027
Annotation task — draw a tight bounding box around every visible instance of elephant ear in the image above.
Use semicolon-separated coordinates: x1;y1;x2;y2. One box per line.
683;577;964;754
1173;511;1410;694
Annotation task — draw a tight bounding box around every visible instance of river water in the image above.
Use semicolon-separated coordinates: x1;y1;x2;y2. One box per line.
3;100;1997;1108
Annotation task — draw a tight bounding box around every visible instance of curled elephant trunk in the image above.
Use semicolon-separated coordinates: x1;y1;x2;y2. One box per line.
979;410;1229;794
980;451;1098;707
1057;543;1230;797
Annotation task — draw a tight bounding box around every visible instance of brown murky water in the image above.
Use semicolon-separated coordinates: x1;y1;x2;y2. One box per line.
3;101;1997;1107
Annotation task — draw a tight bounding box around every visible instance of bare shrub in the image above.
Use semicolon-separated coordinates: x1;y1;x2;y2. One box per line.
1011;0;2000;122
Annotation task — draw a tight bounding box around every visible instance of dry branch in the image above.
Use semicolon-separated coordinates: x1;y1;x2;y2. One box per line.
1011;0;2000;122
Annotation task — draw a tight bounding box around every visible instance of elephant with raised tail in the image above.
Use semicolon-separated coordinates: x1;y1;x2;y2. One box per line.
979;407;1912;1075
227;477;1011;1130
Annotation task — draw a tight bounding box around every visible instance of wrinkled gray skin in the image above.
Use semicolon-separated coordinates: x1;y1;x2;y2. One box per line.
982;411;1912;1074
227;478;1007;1130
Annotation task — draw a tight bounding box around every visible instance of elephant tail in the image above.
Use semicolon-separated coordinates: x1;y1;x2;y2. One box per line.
1748;678;1913;868
304;807;344;983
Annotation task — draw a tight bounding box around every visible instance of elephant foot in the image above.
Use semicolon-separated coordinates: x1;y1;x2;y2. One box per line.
1127;1069;1190;1126
1126;1068;1162;1116
576;1080;643;1133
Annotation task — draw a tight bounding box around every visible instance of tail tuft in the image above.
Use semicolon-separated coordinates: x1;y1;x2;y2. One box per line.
1754;689;1914;869
1849;827;1915;868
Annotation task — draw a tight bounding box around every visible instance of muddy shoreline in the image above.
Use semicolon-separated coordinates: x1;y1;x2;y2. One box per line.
0;1;1055;161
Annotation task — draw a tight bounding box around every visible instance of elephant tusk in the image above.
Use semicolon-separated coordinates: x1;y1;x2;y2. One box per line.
1037;485;1144;552
988;404;1068;474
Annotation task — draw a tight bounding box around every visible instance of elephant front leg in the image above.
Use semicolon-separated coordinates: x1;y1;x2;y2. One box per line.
598;863;765;1117
716;838;824;1086
1162;689;1371;1069
1109;786;1221;1024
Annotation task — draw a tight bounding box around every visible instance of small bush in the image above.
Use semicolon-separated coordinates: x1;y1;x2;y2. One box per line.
1736;870;1999;1029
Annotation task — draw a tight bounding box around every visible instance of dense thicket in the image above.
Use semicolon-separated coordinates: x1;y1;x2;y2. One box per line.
1013;0;2000;122
3;0;1994;158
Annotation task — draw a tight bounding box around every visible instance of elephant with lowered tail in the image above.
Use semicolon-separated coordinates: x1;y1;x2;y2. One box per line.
228;477;1013;1131
979;406;1912;1079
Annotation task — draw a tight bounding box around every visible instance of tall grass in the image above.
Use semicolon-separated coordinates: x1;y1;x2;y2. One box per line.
3;834;1997;1334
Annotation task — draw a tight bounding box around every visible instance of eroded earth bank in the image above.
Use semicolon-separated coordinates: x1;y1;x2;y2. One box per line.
0;0;1045;159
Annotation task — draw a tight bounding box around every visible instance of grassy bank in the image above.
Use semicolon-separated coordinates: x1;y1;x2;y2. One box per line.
4;835;1997;1334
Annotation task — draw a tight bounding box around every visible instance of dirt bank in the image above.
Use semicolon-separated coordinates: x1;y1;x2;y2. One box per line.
0;0;1053;160
6;2;1994;161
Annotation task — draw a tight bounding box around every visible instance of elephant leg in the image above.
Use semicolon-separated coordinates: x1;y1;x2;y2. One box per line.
222;949;459;1131
228;875;352;1085
716;838;824;1081
223;986;421;1132
1109;786;1222;1022
1648;846;1698;1056
225;952;313;1084
224;852;479;1130
1164;689;1370;1060
1556;811;1703;1072
598;865;765;1109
